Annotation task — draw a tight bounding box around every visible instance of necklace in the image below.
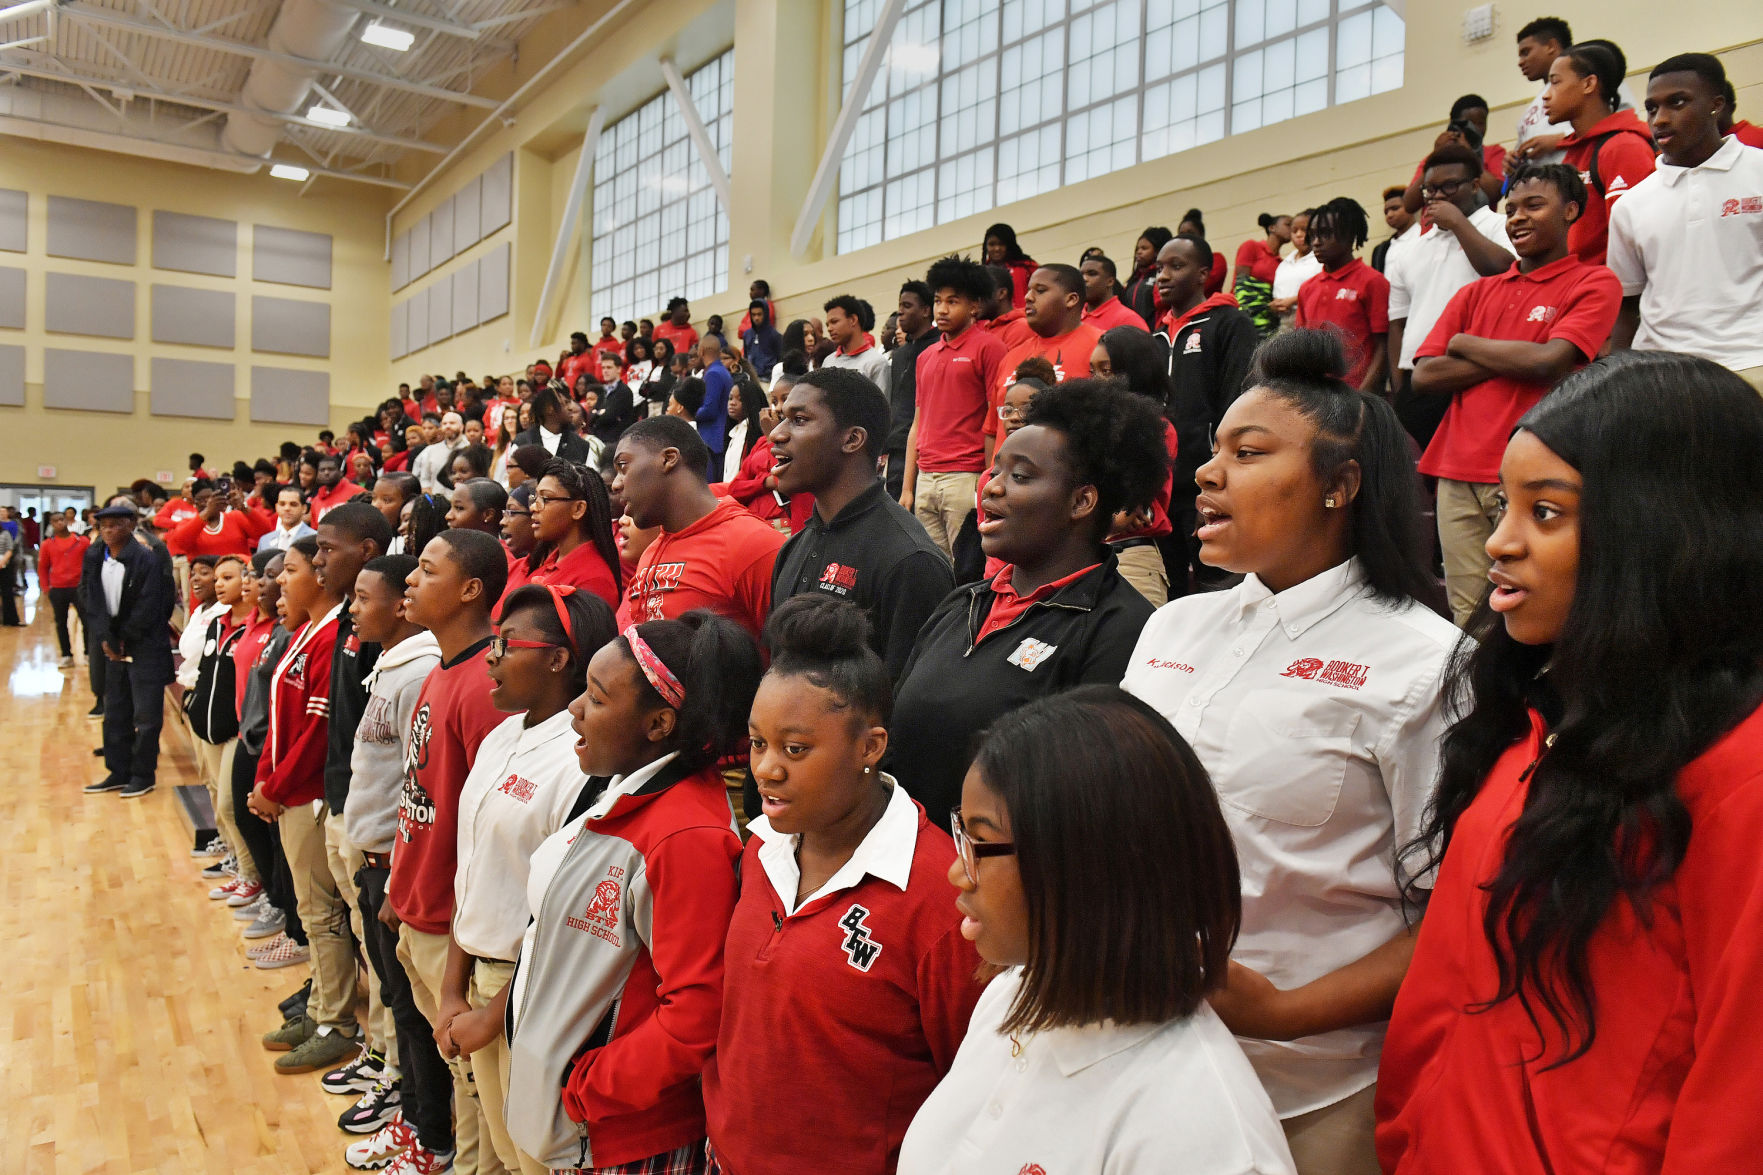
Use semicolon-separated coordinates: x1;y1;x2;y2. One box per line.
203;517;224;535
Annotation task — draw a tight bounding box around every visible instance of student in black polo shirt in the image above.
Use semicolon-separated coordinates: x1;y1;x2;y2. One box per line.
885;281;940;500
886;379;1165;820
771;367;954;682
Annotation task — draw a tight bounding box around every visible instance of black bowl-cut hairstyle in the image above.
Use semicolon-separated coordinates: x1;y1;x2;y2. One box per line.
1017;378;1171;537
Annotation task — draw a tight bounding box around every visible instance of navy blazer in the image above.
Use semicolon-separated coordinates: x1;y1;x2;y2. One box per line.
82;536;175;662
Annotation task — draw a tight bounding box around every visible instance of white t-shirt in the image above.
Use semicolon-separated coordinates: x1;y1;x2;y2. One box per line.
1120;559;1458;1117
1271;250;1324;330
1607;137;1763;373
1386;204;1511;369
452;709;590;961
721;419;749;484
897;969;1295;1175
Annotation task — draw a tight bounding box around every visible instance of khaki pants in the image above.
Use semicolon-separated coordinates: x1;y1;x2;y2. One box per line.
192;736;227;830
279;801;359;1034
1282;1084;1380;1175
913;470;979;558
467;959;527;1174
400;925;505;1175
1114;544;1170;608
324;812;395;1071
1436;478;1502;627
208;739;257;884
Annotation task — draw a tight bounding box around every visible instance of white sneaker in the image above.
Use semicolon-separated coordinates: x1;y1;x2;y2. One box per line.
345;1112;414;1170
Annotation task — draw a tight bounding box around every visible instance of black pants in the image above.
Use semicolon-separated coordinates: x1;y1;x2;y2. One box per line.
231;747;305;944
48;586;81;657
0;561;18;625
355;865;454;1153
101;652;169;787
87;620;106;704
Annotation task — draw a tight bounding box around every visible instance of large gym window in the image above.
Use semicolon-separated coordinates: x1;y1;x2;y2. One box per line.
835;0;1404;254
590;50;734;325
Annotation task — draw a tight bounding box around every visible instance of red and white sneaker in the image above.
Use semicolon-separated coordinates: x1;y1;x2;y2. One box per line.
386;1142;453;1174
226;880;264;907
345;1111;413;1170
208;877;242;901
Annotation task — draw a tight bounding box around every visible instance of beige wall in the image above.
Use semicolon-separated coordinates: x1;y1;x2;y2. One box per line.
0;139;391;493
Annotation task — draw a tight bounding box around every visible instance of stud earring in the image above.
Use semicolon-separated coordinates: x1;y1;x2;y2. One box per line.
1324;497;1337;508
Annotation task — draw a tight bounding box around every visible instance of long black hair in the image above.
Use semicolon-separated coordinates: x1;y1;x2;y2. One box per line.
1246;329;1438;610
536;457;622;590
984;222;1030;262
1097;326;1174;415
406;492;449;561
1405;353;1763;1066
621;609;764;773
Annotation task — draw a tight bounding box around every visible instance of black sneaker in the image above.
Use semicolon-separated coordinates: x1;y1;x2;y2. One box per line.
87;702;104;717
91;747;104;757
338;1078;402;1133
83;776;126;794
279;978;313;1019
119;778;156;799
322;1046;386;1095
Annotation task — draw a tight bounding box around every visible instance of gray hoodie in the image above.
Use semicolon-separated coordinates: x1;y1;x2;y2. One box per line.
346;630;441;853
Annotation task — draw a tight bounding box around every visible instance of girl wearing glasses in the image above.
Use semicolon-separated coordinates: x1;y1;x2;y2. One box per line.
703;597;983;1174
499;482;538;604
500;610;763;1174
526;458;623;611
899;685;1294;1174
433;584;619;1173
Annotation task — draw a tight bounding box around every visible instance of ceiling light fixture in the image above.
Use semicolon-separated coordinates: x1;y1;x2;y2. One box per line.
270;163;311;181
305;104;351;126
360;21;415;51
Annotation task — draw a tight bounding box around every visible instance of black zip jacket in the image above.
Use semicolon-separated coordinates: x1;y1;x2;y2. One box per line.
81;536;175;664
885;553;1154;820
324;608;380;812
1154;302;1260;495
185;613;245;743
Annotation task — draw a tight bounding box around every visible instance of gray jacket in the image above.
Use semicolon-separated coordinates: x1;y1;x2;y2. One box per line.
238;624;292;759
345;631;440;854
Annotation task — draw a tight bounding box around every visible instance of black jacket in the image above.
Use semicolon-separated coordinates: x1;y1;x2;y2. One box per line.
885;553;1155;820
81;535;175;664
1154;303;1260;495
885;329;940;456
185;613;245;743
588;383;637;447
324;608;380;812
515;426;597;466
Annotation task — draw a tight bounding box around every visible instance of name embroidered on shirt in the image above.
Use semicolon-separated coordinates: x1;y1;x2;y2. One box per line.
566;867;625;946
1007;638;1058;672
819;562;858;595
838;903;882;972
496;773;537;803
1721;195;1763;216
1145;657;1196;673
1525;304;1558;323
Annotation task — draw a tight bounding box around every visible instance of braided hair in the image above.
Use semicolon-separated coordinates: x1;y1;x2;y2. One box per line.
538;457;622;590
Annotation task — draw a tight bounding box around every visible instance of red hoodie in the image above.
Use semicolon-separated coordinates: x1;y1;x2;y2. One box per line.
1559;108;1655;264
1158;290;1241;339
37;533;89;590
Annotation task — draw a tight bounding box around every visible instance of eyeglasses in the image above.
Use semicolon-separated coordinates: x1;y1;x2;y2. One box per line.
950;807;1016;886
996;403;1023;421
531;492;572;510
1420;177;1474;198
490;634;563;658
505;507;531;519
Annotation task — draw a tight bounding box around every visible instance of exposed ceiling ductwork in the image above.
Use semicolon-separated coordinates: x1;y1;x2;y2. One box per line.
222;0;360;158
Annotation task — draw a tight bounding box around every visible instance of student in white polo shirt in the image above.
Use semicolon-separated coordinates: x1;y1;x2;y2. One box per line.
429;583;617;1175
1609;53;1763;389
897;686;1294;1175
1121;330;1457;1175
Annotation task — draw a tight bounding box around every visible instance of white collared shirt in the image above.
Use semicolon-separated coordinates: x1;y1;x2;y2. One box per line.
1121;559;1458;1117
749;775;916;916
452;709;589;961
177;599;230;689
538;425;562;455
1608;136;1763;373
1386;204;1511;369
898;969;1295;1175
101;549;127;615
257;520;315;553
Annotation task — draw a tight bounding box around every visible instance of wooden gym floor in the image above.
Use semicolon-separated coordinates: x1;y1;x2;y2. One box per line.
1;583;358;1173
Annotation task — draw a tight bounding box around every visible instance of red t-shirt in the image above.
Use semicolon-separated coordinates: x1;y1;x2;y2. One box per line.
1415;255;1622;484
167;509;274;558
1234;238;1282;286
653;320;701;356
389;639;503;934
559;349;597;391
913;327;1008;473
591;335;627;369
976;561;1103;643
527;538;621;612
154;499;199;531
1082;296;1150;334
1559;110;1656;265
309;480;365;524
37;534;89;589
618;500;783;638
981;308;1034;350
1204;250;1228;296
703;802;986;1175
1295;258;1391;386
986;323;1102;437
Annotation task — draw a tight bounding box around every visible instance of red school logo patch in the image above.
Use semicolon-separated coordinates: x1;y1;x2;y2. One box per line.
1721;196;1763;216
1525;304;1558;324
1282;657;1369;690
496;773;536;803
819;562;858;594
1280;657;1323;680
566;866;625;946
1333;287;1360;302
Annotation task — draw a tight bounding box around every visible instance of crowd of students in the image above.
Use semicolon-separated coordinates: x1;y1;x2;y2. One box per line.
28;19;1763;1175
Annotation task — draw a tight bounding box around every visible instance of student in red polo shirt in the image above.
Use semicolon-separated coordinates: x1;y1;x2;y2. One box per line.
1296;197;1391;391
652;297;700;356
901;256;1009;558
705;597;984;1175
1080;255;1150;333
612;416;783;638
524;457;622;610
989;264;1101;450
1543;41;1654;264
1412;163;1621;626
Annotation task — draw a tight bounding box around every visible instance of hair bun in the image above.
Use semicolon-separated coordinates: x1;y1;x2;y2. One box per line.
1249;328;1350;387
1257;212;1277;230
764;595;873;662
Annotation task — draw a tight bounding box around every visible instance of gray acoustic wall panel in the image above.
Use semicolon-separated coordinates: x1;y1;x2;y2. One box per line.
0;266;23;329
407;286;429;353
391;230;409;292
46;272;135;339
409;216;431;282
251;295;330;358
0;344;22;406
252;224;332;289
429;196;454;272
478;242;509;323
46;196;136;264
0;190;25;253
150;357;235;419
250;366;329;425
428;279;453;345
452;262;478;336
390;299;408;361
453;177;481;254
481;153;512;237
43;348;133;412
151;284;235;348
152;211;237;277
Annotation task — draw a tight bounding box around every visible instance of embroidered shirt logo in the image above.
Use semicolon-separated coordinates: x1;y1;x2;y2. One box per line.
1721;196;1763;216
1334;287;1361;302
1606;175;1630;194
1017;1165;1048;1175
566;867;625;946
285;650;309;690
819;562;859;595
628;561;687;621
1280;657;1324;680
1183;332;1204;354
1525;304;1558;323
1318;659;1370;690
838;903;882;972
1007;638;1058;672
497;773;537;803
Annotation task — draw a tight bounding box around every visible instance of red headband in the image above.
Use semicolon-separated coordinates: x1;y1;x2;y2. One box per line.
623;624;685;709
543;585;577;657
